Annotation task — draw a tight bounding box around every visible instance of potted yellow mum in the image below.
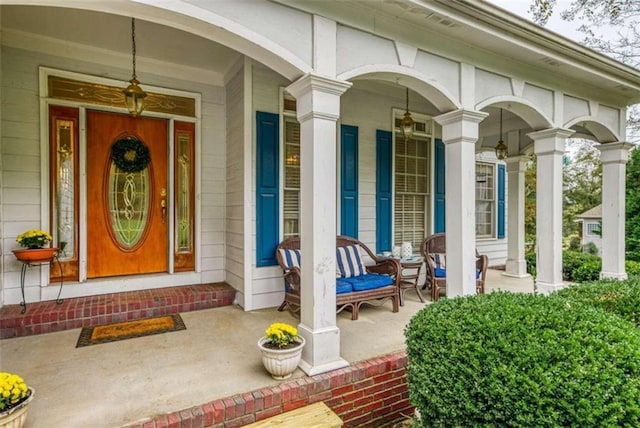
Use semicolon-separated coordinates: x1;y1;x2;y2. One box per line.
0;372;34;428
257;322;305;380
13;229;58;264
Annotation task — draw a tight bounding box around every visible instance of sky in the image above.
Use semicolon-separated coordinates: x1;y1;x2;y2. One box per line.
488;0;588;42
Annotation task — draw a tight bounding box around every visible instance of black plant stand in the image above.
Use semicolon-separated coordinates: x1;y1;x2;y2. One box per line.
19;255;64;314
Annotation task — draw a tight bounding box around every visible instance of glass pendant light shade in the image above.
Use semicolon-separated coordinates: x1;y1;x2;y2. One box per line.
124;78;146;117
495;139;507;160
401;87;414;140
123;18;146;116
495;108;507;160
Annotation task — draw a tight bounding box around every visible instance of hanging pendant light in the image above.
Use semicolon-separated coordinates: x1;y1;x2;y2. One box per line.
123;17;147;117
401;87;414;141
495;108;507;160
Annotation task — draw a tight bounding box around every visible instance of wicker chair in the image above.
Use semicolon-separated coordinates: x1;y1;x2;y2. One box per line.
275;235;401;320
420;233;488;301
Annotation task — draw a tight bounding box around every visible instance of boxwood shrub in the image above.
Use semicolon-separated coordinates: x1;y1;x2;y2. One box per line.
552;277;640;326
572;260;601;282
571;260;640;283
405;292;640;427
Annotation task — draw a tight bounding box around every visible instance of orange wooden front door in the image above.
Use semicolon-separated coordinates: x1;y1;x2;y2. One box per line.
86;110;168;278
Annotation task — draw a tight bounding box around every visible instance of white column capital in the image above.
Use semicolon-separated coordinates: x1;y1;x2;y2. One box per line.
286;73;352;122
529;128;574;156
434;109;489;143
505;155;529;173
527;127;575;141
597;142;635;165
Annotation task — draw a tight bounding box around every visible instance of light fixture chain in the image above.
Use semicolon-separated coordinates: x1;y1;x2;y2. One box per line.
131;17;137;80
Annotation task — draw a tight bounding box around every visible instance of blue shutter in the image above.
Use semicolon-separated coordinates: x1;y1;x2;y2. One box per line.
434;138;446;233
376;130;392;253
341;125;358;238
497;163;506;239
256;112;279;266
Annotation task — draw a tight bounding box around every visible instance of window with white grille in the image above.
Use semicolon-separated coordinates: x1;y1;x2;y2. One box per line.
393;117;431;253
475;162;495;238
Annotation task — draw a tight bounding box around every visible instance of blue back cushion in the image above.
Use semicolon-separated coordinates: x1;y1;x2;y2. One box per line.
336;245;365;278
279;248;301;269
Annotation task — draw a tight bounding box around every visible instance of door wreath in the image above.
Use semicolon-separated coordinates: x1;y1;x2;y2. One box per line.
111;137;150;173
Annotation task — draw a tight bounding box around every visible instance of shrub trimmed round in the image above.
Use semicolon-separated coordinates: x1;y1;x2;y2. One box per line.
552;277;640;326
405;292;640;427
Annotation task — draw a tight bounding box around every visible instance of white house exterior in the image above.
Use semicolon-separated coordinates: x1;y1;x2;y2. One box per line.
1;0;639;374
577;204;603;255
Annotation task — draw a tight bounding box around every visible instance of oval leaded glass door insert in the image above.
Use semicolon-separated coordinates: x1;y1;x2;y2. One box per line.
107;141;151;249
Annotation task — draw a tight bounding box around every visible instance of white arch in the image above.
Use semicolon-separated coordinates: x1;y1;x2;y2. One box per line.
4;0;310;81
339;65;460;112
564;116;620;143
476;96;553;130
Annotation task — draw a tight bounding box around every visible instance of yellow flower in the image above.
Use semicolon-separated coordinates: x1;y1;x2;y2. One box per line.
264;322;299;348
0;372;29;411
16;229;53;249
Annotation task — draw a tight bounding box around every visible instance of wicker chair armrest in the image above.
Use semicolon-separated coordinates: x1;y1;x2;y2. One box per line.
283;266;301;293
476;254;488;280
366;258;401;286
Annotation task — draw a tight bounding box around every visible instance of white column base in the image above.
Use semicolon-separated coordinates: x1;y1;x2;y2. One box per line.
504;259;529;278
600;271;628;281
297;323;349;376
534;281;566;295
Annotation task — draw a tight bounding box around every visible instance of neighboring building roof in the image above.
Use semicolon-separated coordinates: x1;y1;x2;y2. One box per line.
577;205;602;219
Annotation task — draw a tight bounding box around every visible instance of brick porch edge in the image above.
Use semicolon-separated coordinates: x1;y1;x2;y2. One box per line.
0;283;236;339
124;351;413;428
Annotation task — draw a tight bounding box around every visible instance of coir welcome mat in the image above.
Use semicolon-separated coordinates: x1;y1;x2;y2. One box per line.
76;314;186;347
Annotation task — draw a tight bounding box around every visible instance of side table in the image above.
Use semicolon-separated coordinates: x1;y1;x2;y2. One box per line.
398;257;425;306
18;255;64;314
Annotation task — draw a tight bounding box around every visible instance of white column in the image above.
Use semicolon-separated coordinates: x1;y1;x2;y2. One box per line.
528;128;573;294
598;142;633;280
286;74;352;376
504;156;529;277
434;109;488;298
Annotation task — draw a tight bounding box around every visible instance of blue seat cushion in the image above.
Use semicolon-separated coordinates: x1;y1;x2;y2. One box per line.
336;278;354;294
434;268;480;279
342;274;393;291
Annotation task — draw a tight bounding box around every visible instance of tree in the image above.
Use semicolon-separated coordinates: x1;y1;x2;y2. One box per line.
626;147;640;261
524;156;537;252
529;0;640;140
563;140;602;237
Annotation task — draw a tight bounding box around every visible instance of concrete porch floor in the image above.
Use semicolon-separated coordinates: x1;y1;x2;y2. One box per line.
0;270;534;428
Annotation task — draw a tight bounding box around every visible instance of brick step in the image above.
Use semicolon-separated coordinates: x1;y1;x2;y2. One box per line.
0;283;236;339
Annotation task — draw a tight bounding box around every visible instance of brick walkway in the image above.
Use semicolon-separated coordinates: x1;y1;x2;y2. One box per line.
0;282;236;339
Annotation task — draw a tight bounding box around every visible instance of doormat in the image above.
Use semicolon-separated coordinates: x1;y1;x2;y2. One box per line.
76;314;186;347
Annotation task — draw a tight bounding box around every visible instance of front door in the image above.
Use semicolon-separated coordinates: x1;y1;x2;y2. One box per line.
86;110;168;278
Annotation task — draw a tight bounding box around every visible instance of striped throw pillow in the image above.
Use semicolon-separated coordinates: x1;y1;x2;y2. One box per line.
336;245;365;278
279;249;301;269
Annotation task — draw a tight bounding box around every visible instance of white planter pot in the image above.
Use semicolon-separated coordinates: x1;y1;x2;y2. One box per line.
0;388;34;428
257;336;305;380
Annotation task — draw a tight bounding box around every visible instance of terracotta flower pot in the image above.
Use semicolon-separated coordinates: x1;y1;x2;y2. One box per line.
257;336;305;380
0;388;34;428
12;248;58;264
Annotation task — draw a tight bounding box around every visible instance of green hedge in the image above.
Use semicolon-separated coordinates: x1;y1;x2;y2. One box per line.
569;260;640;283
552;277;640;326
525;250;601;281
405;292;640;427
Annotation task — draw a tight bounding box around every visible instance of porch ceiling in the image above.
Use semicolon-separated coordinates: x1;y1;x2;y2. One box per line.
0;5;241;76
